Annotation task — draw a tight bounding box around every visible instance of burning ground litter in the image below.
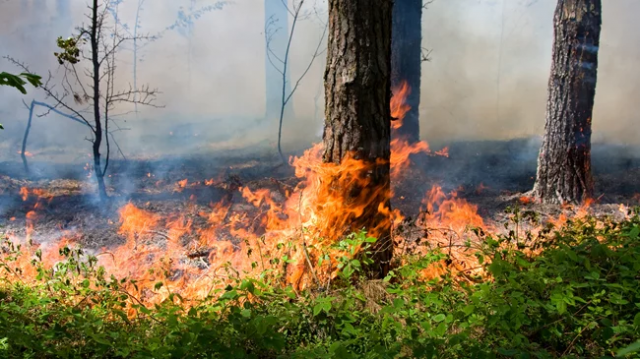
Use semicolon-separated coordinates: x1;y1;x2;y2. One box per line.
1;83;640;306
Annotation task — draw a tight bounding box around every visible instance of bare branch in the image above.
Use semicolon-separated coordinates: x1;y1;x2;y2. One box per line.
3;56;31;73
108;84;162;108
4;60;97;130
421;47;433;63
284;20;327;106
107;126;127;161
280;0;294;17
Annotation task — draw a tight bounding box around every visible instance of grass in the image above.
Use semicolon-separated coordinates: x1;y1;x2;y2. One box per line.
1;211;640;358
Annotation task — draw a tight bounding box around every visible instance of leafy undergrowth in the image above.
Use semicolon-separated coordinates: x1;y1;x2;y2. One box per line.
1;211;640;358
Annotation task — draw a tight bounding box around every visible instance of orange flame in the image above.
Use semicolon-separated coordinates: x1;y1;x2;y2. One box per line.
3;79;495;305
389;81;448;178
391;81;411;130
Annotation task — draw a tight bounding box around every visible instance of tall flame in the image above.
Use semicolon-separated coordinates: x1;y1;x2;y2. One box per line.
4;80;489;305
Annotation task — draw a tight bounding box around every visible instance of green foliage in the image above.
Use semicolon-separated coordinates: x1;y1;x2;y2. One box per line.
1;213;640;358
0;71;42;129
0;71;41;95
54;36;82;65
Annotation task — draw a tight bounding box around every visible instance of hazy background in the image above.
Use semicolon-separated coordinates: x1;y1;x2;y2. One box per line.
0;0;639;163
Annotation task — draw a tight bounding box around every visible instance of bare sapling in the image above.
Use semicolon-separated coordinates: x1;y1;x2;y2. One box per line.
265;0;327;164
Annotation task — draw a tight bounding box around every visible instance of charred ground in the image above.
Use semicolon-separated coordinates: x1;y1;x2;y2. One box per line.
1;138;638;251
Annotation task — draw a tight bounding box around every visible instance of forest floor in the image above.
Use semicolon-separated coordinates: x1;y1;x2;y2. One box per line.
2;138;640;358
0;138;638;250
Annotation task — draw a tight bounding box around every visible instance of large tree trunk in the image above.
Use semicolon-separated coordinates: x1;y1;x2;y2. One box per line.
391;0;422;143
532;0;601;204
323;0;393;279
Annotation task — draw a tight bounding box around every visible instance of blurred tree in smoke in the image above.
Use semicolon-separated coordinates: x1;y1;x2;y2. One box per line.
106;0;226;115
165;0;227;92
266;0;327;163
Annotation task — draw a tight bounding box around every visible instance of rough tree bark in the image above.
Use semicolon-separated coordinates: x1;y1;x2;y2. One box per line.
323;0;393;279
532;0;601;204
391;0;422;143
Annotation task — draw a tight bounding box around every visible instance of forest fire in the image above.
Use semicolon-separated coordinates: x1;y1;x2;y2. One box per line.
4;0;639;355
1;81;487;304
390;81;449;177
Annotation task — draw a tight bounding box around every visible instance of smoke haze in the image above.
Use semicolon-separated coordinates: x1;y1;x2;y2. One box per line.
0;0;639;163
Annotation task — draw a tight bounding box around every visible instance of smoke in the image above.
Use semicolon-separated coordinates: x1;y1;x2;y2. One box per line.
421;0;640;147
1;0;639;168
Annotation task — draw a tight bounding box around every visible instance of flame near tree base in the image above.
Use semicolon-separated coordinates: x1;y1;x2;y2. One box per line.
3;81;493;305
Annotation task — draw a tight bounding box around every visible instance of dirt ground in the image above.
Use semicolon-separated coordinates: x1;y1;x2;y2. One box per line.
1;139;639;251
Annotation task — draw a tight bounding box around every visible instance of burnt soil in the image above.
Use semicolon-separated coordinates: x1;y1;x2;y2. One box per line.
1;138;639;250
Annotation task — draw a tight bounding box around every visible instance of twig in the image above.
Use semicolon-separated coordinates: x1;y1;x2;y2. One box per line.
561;325;587;357
255;235;266;272
298;189;320;288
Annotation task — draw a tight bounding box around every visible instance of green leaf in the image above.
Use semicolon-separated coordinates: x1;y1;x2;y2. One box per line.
498;348;519;357
239;280;255;294
0;72;39;94
489;257;505;277
434;322;447;337
322;302;332;313
610;296;630;305
433;314;446;323
462;305;475;316
617;340;640;357
285;287;296;299
219;289;238;300
313;303;323;317
21;73;42;88
112;309;131;324
628;226;640;239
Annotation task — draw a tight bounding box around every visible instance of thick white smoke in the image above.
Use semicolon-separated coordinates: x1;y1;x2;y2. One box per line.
0;0;639;164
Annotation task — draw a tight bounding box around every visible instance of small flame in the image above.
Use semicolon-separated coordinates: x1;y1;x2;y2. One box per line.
389;81;448;178
390;81;411;129
475;183;489;194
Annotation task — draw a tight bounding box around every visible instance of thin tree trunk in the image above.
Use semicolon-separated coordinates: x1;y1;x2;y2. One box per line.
264;0;292;121
391;0;422;143
276;2;302;164
21;101;35;173
133;0;143;119
90;0;107;201
323;0;393;279
533;0;601;204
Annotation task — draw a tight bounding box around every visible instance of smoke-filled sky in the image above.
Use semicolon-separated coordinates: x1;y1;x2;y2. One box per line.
0;0;639;162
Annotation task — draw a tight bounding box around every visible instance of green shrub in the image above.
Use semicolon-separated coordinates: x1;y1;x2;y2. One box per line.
1;212;639;358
